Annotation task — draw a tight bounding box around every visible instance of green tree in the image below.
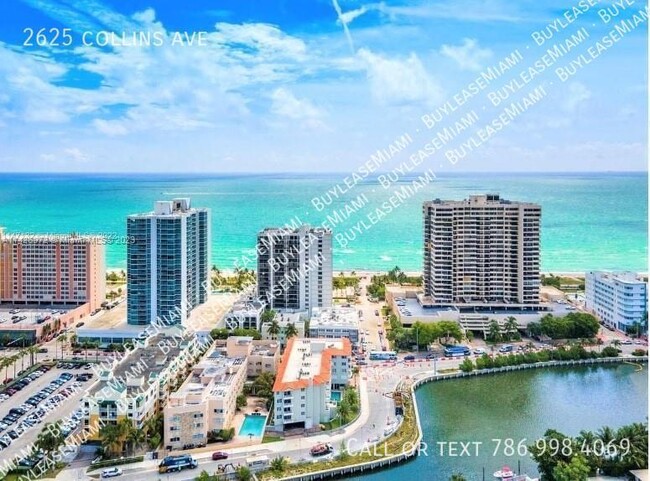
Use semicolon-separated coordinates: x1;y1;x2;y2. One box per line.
35;421;65;453
449;475;468;481
487;320;502;343
235;466;252;481
270;456;289;474
267;320;281;340
552;455;591;481
504;316;519;340
260;309;276;324
529;429;574;480
196;470;213;481
100;423;123;457
459;358;474;373
236;394;247;410
284;322;299;339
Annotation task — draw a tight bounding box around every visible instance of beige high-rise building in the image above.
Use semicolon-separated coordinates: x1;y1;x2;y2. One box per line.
423;194;541;308
0;228;105;310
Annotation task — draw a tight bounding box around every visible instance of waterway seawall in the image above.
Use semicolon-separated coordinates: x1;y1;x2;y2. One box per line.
271;356;647;481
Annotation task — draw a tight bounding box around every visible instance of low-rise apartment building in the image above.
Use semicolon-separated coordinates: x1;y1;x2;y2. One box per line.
223;299;266;331
164;349;247;450
309;307;360;344
260;311;305;347
586;271;648;332
221;336;280;378
271;338;351;431
83;330;201;445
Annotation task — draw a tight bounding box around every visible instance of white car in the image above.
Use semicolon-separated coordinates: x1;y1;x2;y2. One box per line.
473;348;486;355
101;468;123;478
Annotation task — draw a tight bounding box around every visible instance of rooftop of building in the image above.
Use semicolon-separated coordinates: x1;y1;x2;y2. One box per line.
272;311;304;326
258;225;331;235
424;194;540;208
310;306;360;329
91;329;192;396
226;336;279;354
273;337;351;392
0;305;75;329
0;229;104;244
228;299;265;315
170;348;246;403
587;271;648;284
128;198;209;219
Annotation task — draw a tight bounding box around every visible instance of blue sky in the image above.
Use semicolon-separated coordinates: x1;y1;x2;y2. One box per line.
0;0;646;173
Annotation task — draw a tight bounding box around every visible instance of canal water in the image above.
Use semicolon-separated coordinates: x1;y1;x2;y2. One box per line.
350;364;648;481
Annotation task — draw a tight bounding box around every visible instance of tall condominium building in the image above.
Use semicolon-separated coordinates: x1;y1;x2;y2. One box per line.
127;198;210;325
0;228;105;310
257;226;332;311
423;194;541;307
585;271;648;332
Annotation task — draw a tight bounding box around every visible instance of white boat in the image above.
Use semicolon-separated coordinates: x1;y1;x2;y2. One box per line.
493;466;515;479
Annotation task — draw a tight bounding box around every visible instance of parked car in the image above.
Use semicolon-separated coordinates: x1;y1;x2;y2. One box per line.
101;468;123;478
404;355;416;361
211;451;228;461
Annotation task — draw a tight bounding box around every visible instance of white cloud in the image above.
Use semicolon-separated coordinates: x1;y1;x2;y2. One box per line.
270;88;326;130
39;148;89;163
63;147;88;162
440;38;492;71
357;48;444;106
563;82;591;113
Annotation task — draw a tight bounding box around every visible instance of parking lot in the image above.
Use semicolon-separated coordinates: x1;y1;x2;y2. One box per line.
0;363;95;464
0;307;71;328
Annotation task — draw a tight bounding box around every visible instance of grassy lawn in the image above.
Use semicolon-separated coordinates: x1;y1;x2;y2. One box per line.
262;435;283;444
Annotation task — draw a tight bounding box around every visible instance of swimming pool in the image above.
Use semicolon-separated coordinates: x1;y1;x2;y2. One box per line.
331;391;342;402
238;414;267;437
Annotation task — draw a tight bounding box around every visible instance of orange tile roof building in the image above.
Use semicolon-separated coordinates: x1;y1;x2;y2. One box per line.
271;337;351;431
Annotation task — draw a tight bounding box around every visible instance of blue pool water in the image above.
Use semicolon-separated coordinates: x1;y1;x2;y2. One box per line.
238;414;267;437
331;391;342;402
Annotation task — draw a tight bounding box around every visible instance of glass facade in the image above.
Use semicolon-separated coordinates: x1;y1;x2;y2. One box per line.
127;200;210;325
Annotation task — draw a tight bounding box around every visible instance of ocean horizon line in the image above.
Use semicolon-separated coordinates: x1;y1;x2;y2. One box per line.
0;170;647;177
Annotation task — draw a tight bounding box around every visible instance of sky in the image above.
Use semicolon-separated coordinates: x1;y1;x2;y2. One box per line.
0;0;646;173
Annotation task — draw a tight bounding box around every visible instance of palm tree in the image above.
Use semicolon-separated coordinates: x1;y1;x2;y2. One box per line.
17;347;28;372
0;357;9;382
35;421;65;453
100;423;122;457
235;466;252;481
58;333;67;359
127;425;145;456
487;320;502;343
10;354;19;378
504;316;518;341
270;456;289;474
260;309;276;325
284;323;298;340
449;475;468;481
267;320;281;340
26;346;39;367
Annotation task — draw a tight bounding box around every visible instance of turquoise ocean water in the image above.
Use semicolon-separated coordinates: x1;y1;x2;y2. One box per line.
0;172;646;272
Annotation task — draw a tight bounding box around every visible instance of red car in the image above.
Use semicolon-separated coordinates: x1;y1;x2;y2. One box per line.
211;452;228;461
